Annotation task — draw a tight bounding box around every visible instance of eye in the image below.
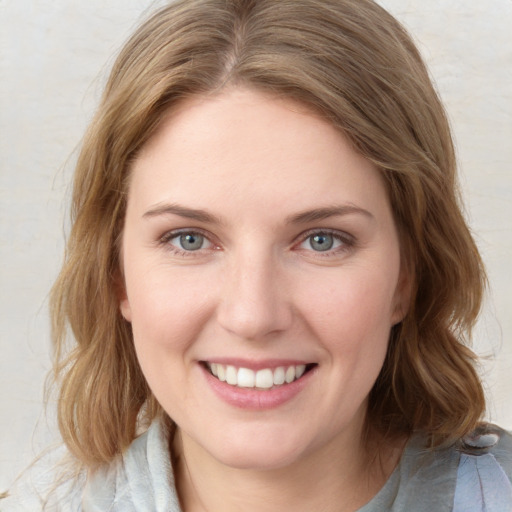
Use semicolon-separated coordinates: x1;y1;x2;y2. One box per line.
297;230;353;253
174;232;208;251
161;230;215;253
307;233;336;251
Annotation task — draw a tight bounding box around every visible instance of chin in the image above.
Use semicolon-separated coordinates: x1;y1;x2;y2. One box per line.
201;426;316;471
216;446;305;471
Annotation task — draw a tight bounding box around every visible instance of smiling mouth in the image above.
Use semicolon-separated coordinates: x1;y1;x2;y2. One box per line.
203;362;317;390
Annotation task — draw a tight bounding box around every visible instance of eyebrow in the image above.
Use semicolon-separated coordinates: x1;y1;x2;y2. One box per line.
142;202;373;224
143;203;224;224
286;205;374;224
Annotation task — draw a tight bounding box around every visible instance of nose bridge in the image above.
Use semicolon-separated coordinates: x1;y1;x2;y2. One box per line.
217;244;291;340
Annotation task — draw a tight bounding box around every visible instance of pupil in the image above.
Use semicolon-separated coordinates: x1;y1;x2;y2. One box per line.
180;233;203;251
311;234;333;251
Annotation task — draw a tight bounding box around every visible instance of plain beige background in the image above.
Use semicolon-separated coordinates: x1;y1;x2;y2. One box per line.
1;0;511;490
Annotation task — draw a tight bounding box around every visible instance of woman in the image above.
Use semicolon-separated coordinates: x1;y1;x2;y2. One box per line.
3;0;511;510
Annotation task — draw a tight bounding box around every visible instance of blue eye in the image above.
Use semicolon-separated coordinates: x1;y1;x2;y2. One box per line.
179;233;204;251
298;231;351;253
309;233;334;251
167;232;211;252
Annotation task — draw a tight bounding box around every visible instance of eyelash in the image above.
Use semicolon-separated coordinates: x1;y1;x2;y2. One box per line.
295;228;355;255
158;228;217;257
158;228;355;257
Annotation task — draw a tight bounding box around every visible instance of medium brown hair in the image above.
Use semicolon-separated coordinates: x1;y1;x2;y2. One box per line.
51;0;486;467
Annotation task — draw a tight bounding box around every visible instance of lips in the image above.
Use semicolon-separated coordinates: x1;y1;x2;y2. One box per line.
205;362;314;389
201;360;317;409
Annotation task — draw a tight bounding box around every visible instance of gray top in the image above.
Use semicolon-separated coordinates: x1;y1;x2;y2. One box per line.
2;420;512;511
359;433;461;511
361;427;512;511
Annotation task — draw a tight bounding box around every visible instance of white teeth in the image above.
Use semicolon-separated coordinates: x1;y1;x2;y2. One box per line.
255;369;274;389
237;367;255;388
207;363;310;389
226;365;237;385
285;366;295;383
273;366;285;385
217;364;226;382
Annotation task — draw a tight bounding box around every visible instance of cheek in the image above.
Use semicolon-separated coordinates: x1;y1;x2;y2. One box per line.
123;260;216;357
296;266;398;353
125;268;215;408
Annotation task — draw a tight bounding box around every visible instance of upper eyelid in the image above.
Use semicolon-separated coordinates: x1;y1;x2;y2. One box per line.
295;228;355;244
292;229;356;257
160;227;214;242
158;229;218;257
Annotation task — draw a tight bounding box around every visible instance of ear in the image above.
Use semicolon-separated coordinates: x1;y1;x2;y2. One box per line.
114;269;132;322
391;262;413;326
119;295;132;323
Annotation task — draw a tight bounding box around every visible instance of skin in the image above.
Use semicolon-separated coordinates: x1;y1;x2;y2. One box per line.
120;88;410;511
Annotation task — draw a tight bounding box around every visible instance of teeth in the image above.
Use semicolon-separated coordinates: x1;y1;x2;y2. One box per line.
255;369;273;389
206;363;310;389
295;365;306;379
226;365;237;385
237;367;255;388
273;366;285;385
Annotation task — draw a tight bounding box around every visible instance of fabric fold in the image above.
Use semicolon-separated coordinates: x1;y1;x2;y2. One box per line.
453;453;512;512
82;421;180;512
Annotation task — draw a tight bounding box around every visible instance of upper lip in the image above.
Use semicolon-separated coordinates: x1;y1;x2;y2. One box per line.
200;358;315;371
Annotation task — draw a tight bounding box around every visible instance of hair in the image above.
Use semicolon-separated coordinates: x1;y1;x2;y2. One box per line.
50;0;486;468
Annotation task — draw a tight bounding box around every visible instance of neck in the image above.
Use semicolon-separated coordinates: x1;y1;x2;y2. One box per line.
172;424;403;512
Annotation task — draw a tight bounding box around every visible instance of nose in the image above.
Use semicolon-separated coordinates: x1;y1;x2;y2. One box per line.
216;250;293;341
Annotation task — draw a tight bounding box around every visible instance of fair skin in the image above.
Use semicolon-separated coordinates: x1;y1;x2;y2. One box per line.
120;88;409;512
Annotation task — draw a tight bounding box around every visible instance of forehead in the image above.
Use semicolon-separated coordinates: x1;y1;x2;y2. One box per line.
128;87;391;221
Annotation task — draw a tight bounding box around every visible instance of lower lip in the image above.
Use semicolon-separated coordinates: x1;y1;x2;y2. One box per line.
201;365;315;410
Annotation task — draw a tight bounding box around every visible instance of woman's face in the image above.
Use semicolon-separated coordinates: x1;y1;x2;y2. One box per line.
120;88;408;471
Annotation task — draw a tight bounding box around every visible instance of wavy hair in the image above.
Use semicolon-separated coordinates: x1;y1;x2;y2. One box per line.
51;0;486;467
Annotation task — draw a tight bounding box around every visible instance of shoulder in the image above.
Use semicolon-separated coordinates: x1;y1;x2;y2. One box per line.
376;425;512;512
0;444;85;511
453;424;512;511
0;419;180;512
459;424;512;465
82;419;181;511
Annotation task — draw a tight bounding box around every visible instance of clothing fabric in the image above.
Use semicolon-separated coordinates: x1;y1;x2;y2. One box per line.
2;420;512;511
359;425;512;512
